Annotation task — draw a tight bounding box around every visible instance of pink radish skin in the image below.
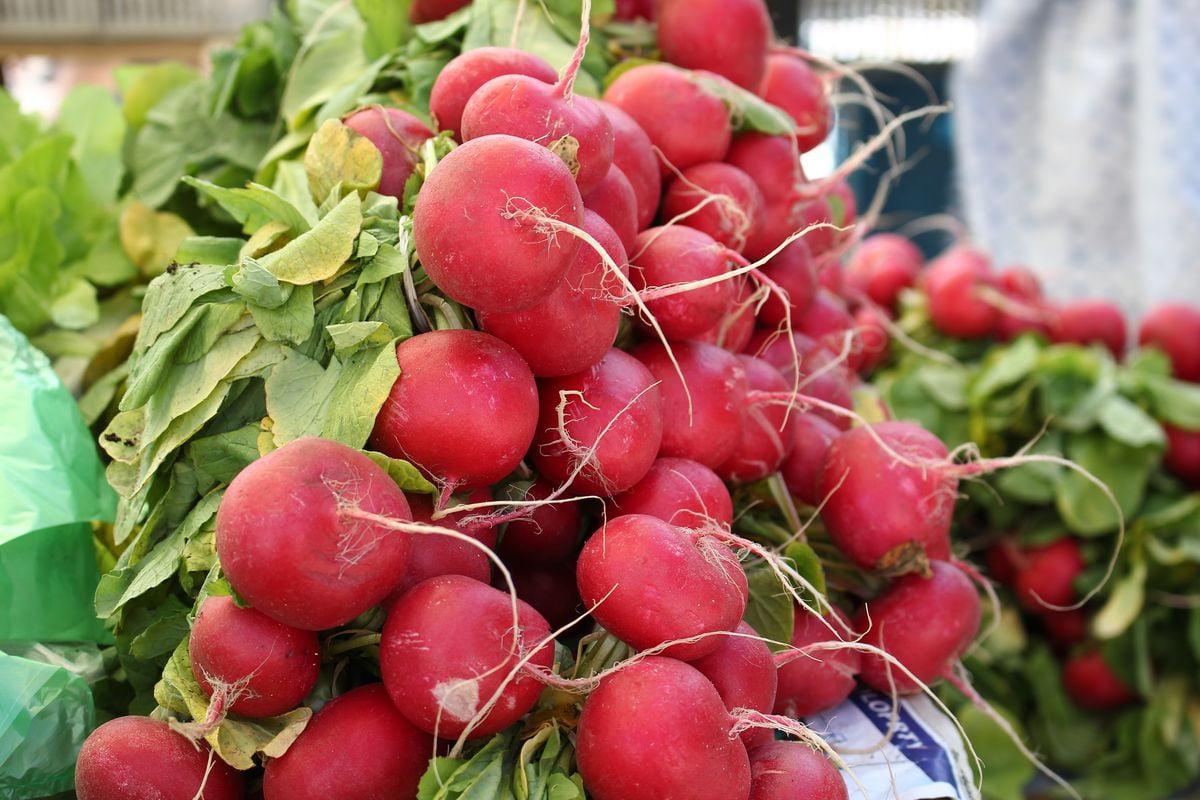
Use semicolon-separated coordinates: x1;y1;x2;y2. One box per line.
370;330;538;489
615;0;655;20
75;716;244;800
856;561;981;694
608;457;734;529
718;356;796;483
1050;299;1127;358
598;101;662;230
343;107;433;198
924;247;1000;339
779;412;842;506
774;607;860;717
1139;303;1200;382
577;514;748;660
797;289;858;367
846;233;923;311
1042;609;1089;648
1062;650;1138;710
389;494;493;599
1014;538;1084;612
697;277;758;353
1164;425;1200;488
661;162;765;253
757;239;817;327
854;305;890;373
531;348;664;497
997;298;1054;342
629;226;734;340
381;575;554;739
429;47;556;138
189;595;320;718
746;330;855;430
758;55;831;153
818;421;955;574
576;656;752;800
477;210;625;378
413;134;583;312
217;437;412;631
263;684;430;800
690;621;779;749
410;0;469;23
506;561;582;631
657;0;771;89
498;479;583;566
999;265;1043;299
584;165;640;253
604;64;732;176
749;741;848;800
631;340;749;469
726;133;806;206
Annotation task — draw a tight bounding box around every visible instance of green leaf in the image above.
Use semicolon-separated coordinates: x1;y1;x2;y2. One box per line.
970;335;1039;403
363;450;438;494
993;430;1063;505
230;258;289;307
264;349;343;446
183;177;312;236
272;159;322;226
915;363;969;410
281;22;368;129
1096;395;1166;448
326;321;392;355
48;276;100;330
57;85;126;203
1139;373;1200;429
189;425;262;487
691;71;795;136
1094;559;1147;640
118;61;201;128
304;118;383;203
176;236;245;266
1055;432;1157;535
258;192;362;284
956;704;1035;800
352;0;409;74
249;283;316;345
133;264;230;355
743;560;795;652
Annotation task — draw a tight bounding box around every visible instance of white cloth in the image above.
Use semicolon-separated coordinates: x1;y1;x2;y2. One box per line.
952;0;1200;318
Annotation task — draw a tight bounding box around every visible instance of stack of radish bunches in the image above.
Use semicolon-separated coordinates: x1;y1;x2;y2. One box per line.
72;1;1139;799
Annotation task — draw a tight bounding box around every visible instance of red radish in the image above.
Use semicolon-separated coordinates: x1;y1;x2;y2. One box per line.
697;277;758;353
924;246;1000;339
189;595;320;718
1050;299;1127;358
1042;609;1089;647
498;479;583;565
429;47;557;139
608;457;734;529
584;165;639;253
576;656;752;800
1164;425;1200;487
1138;303;1200;382
757;239;817;327
370;330;538;489
661;162;765;253
746;330;855;430
797;289;857;364
816;255;845;296
263;684;430;800
1014;537;1085;612
576;514;747;660
629;226;734;339
390;495;493;598
506;561;582;631
598;101;662;230
774;607;860;717
413;134;583;312
343;107;433;199
381;575;554;739
656;0;770;89
826;176;858;232
779;412;841;506
846;233;923;311
604;64;732;176
717;355;796;483
531;348;664;497
985;538;1023;586
996;298;1054;342
854;305;890;373
614;0;655;20
999;265;1042;300
477;210;624;377
793;196;837;261
758;55;831;153
410;0;469;23
726;133;806;207
748;741;848;800
217;437;411;630
631;340;749;469
459;487;500;549
1062;650;1138;710
691;621;778;748
818;421;955;574
856;561;982;693
75;716;244;800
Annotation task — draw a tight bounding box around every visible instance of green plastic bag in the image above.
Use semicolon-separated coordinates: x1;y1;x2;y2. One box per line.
1;314;116;797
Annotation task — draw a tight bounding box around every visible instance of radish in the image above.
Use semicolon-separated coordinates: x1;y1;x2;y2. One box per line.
924;246;1000;339
797;289;857;366
630;340;749;469
608;457;734;529
997;297;1054;342
999;264;1042;299
661;162;765;253
1042;609;1088;647
1138;303;1200;382
656;0;771;89
576;656;752;800
629;226;734;340
530;348;664;496
855;561;981;693
718;355;796;483
604;64;732;176
189;595;320;718
846;233;923;311
690;621;779;748
498;478;583;565
390;494;493;598
410;0;469;23
584;164;639;253
343;107;433;198
598;101;662;230
217;437;412;630
748;741;848;800
477;210;625;378
746;331;855;430
1164;424;1200;488
413;134;583;312
1062;650;1138;710
779;412;841;506
854;305;890;373
1050;299;1127;358
381;574;554;739
429;48;557;139
576;513;747;660
1014;537;1084;612
506;561;582;631
758;55;831;153
757;239;817;327
697;276;758;353
614;0;655;20
818;421;954;574
75;716;244;800
985;538;1023;586
774;607;860;717
370;330;538;489
263;684;431;800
